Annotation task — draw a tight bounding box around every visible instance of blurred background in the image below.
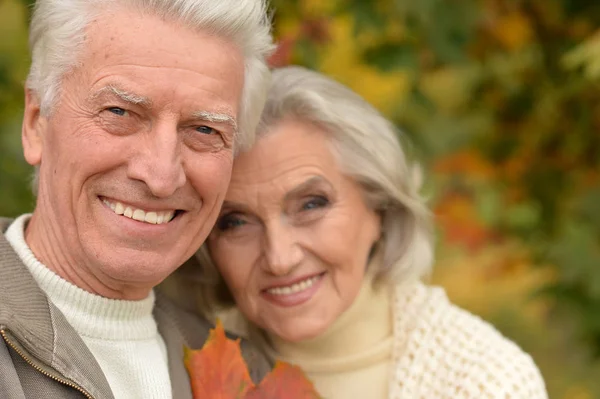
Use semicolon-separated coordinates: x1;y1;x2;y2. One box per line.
1;0;600;397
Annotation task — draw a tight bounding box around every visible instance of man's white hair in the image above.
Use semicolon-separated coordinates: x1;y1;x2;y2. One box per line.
27;0;274;151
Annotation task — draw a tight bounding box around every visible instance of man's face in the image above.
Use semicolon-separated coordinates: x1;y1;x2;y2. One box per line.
22;8;245;299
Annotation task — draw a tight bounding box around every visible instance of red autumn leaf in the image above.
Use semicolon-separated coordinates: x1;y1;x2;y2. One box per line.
432;150;496;180
184;320;254;398
185;320;321;399
434;192;498;252
268;37;296;68
299;18;331;44
245;361;321;399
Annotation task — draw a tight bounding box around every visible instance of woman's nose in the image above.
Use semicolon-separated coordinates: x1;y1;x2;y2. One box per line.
262;223;304;276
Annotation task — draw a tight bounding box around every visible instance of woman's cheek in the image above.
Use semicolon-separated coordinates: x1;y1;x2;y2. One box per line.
210;242;238;287
224;253;253;296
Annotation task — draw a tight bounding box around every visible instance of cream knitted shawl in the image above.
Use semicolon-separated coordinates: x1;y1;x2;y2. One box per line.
389;282;548;399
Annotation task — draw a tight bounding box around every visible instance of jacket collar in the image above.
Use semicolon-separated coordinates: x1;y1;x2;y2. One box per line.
0;217;114;398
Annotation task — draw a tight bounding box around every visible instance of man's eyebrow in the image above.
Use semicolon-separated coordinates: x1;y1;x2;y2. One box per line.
284;176;332;201
90;85;151;106
192;110;238;134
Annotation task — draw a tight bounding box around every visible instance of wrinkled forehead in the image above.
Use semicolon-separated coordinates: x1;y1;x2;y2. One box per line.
233;119;339;173
224;124;343;208
226;160;336;210
78;8;245;97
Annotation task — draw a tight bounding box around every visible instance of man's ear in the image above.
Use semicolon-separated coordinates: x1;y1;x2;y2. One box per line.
22;88;46;166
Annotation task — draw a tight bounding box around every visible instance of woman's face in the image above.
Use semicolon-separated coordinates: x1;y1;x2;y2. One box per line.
207;118;381;342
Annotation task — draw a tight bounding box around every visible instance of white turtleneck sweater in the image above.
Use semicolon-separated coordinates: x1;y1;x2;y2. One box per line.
5;214;172;399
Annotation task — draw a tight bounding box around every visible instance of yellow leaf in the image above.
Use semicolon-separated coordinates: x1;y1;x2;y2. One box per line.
316;15;412;114
492;11;533;51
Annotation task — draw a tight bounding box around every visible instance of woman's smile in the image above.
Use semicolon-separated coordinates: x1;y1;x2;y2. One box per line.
261;272;326;307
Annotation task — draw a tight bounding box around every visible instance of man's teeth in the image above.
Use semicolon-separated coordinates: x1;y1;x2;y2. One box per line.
266;275;321;296
102;199;175;225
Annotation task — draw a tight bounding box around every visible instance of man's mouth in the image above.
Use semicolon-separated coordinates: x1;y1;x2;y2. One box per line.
101;198;177;225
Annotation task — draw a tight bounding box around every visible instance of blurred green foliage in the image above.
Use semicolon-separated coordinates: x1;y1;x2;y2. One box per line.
0;0;33;217
1;0;600;397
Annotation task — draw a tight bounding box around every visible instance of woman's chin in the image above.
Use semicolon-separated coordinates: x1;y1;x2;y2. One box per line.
268;321;330;343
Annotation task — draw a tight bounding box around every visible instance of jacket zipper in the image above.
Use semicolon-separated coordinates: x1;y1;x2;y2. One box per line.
0;329;94;399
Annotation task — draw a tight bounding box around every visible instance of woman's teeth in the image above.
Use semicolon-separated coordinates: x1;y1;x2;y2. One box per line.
102;199;175;225
266;275;321;296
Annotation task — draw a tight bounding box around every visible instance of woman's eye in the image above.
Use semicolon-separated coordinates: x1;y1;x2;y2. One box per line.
302;196;329;211
217;214;246;231
196;125;217;135
107;107;127;116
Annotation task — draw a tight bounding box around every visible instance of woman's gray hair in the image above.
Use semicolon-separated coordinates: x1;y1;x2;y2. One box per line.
27;0;274;152
189;65;434;313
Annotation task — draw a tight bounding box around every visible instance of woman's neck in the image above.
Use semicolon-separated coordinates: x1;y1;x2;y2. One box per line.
266;275;393;365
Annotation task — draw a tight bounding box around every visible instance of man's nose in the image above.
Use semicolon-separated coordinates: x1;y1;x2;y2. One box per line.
262;222;304;276
127;122;186;198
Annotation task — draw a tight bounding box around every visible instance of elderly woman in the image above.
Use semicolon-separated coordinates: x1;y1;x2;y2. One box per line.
193;66;547;399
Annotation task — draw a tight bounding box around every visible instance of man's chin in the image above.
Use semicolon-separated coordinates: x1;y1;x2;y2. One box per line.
88;249;179;290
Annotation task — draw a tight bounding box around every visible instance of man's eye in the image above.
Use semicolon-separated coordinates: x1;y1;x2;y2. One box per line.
196;125;217;135
302;196;329;211
107;107;127;116
217;214;246;231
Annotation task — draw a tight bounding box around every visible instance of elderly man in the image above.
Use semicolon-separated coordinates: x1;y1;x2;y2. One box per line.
0;0;273;398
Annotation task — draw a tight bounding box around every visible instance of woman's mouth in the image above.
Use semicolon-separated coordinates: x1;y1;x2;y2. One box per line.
265;274;322;296
261;272;326;307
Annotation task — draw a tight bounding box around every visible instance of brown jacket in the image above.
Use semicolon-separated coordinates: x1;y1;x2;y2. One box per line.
0;217;271;398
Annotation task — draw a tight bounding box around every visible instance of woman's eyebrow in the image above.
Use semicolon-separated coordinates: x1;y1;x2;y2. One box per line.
220;176;333;211
284;176;332;201
220;200;252;214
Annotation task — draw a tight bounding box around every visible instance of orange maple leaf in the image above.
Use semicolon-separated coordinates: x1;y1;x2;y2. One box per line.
185;320;321;399
245;362;321;399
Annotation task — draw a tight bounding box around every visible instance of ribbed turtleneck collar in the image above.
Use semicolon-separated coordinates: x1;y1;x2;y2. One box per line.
5;214;157;341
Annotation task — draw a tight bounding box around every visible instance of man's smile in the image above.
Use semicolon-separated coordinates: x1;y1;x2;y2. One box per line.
101;197;178;225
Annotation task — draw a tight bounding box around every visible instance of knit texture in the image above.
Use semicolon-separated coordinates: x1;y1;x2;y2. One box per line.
5;214;172;399
390;282;547;399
